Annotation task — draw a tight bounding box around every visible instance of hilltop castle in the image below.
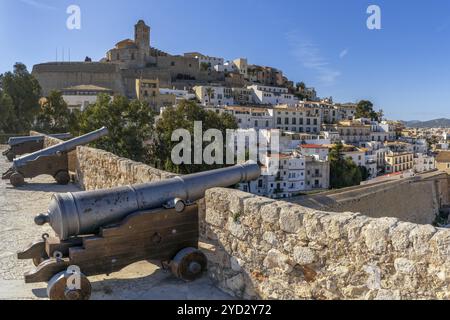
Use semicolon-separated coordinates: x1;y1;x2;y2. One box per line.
33;20;224;97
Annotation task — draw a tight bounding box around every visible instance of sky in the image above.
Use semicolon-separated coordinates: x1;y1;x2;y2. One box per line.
1;0;450;121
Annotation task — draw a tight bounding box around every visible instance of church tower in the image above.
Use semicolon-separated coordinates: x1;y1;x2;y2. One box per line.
135;20;150;58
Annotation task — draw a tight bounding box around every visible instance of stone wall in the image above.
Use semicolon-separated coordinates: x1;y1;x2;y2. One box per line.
291;172;449;225
75;146;176;190
201;188;450;300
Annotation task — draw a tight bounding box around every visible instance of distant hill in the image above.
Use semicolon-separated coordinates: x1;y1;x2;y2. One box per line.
403;118;450;128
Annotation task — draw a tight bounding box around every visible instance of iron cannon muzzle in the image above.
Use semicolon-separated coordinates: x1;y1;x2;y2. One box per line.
13;127;109;169
39;161;261;240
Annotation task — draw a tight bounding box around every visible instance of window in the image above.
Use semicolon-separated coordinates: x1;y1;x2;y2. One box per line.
285;118;289;125
131;53;135;60
292;118;297;125
171;61;175;66
277;118;281;125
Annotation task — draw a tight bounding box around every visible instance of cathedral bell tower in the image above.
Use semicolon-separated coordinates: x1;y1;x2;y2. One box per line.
135;20;150;58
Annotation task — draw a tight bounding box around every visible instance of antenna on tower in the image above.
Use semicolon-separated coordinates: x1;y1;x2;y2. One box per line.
56;48;58;62
69;48;71;62
62;47;65;62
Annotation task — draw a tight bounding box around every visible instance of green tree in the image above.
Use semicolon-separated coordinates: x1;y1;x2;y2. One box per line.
78;94;154;162
34;91;72;134
329;142;362;189
205;87;215;106
0;63;41;132
151;100;238;174
355;100;380;121
0;91;15;134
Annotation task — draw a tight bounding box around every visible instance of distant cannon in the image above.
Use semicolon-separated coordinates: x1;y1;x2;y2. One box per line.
18;162;261;300
2;127;108;187
2;133;73;162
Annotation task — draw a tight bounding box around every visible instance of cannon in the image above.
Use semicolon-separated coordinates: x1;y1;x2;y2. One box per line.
18;162;261;300
2;133;73;162
2;127;108;187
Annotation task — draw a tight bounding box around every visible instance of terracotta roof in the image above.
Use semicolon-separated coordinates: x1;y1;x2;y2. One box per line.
436;151;450;163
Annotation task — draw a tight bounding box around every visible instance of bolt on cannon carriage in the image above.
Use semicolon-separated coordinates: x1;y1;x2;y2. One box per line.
2;133;73;162
18;162;261;300
2;127;108;187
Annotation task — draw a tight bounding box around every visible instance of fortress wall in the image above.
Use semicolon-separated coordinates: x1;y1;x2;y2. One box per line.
32;63;125;96
202;188;450;300
75;146;176;190
292;172;449;225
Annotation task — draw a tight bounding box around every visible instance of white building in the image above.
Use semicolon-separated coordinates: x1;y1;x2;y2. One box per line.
413;153;436;173
159;88;196;102
298;144;329;161
242;153;306;199
248;85;297;105
269;106;321;134
61;85;113;111
223;106;273;130
193;86;234;106
184;52;224;70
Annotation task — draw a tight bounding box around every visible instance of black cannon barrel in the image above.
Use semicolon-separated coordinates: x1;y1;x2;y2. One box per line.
8;133;73;147
35;161;261;240
13;127;108;168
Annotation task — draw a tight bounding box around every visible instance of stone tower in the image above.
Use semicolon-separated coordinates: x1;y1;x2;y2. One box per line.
135;20;150;58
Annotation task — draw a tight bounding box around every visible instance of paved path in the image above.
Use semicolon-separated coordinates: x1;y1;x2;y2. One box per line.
0;145;231;300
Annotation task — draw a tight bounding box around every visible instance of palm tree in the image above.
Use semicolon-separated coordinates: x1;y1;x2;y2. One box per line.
205;87;215;106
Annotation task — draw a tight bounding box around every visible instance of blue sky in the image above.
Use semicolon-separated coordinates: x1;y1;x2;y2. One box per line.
1;0;450;121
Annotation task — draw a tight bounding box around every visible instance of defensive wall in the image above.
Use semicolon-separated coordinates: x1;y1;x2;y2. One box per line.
291;172;449;225
31;134;450;300
32;61;225;98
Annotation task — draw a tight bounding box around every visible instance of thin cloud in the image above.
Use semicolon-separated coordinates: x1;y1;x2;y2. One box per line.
339;49;349;59
19;0;57;10
286;31;341;86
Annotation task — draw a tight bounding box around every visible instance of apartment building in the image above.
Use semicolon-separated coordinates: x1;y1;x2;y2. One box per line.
222;106;273;130
305;156;330;191
385;151;414;173
334;120;372;144
242;153;307;199
248;85;296;105
413;153;436;173
269;105;321;134
193;85;234;106
231;87;253;105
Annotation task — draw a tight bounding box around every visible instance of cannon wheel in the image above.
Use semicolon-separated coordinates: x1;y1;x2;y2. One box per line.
10;172;25;187
47;270;92;301
6;151;14;162
170;247;207;282
54;170;70;185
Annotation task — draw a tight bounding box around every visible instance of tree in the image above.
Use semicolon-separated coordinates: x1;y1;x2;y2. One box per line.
355;100;380;121
329;142;362;189
34;91;72;134
0;91;15;134
205;87;215;106
151;100;238;174
296;82;306;91
0;63;41;132
78;94;154;162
